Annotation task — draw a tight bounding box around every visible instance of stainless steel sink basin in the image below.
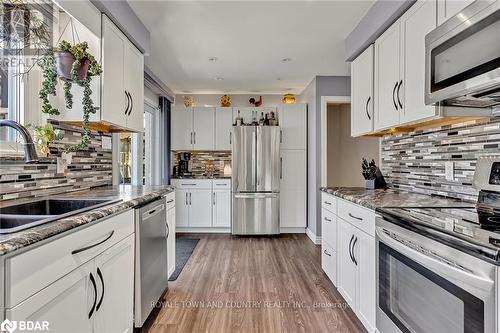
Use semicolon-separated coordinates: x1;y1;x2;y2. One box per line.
0;198;122;234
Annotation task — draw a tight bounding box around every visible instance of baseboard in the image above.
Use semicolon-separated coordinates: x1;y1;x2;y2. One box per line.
168;266;175;278
176;227;231;233
280;227;306;234
306;228;321;245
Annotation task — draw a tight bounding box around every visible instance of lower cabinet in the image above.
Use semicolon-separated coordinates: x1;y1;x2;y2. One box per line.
188;190;212;227
338;221;357;306
6;220;135;333
212;189;231;227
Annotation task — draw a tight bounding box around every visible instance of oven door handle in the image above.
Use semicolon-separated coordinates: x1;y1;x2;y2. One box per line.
376;227;495;292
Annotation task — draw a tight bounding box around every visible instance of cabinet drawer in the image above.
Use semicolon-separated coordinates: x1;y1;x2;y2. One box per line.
321;192;336;213
212;179;231;190
164;191;175;210
337;199;375;237
321;208;337;249
321;241;337;285
171;179;212;189
6;209;134;308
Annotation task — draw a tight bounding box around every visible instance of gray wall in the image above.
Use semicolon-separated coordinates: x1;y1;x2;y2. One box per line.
299;76;351;237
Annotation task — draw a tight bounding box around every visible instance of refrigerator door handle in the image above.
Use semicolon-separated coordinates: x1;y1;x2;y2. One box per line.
254;128;258;187
234;193;279;199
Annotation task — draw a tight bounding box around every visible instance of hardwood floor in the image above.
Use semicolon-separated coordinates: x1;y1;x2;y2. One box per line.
142;234;366;333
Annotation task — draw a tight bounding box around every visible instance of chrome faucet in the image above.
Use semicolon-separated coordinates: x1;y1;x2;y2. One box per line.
0;120;38;163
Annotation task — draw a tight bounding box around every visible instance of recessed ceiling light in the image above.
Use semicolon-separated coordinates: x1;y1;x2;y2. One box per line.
281;57;292;62
285;88;293;91
208;57;218;62
215;77;224;81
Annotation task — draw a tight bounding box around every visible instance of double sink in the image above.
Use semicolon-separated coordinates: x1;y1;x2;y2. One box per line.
0;198;122;234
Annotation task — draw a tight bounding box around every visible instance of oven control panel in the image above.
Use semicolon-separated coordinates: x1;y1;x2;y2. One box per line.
473;156;500;191
489;162;500;185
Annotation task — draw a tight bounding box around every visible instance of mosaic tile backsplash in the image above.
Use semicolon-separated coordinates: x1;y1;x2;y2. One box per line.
173;151;231;177
381;116;500;202
0;120;112;201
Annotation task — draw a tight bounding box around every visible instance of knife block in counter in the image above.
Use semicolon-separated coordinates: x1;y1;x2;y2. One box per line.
365;167;387;190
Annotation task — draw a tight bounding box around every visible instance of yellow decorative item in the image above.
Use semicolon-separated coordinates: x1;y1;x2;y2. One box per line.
183;95;194;107
220;94;232;107
282;93;296;104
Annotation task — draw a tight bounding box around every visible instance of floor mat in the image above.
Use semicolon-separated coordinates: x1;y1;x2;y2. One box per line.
169;238;200;281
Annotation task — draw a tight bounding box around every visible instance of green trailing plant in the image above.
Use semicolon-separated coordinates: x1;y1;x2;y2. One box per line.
27;123;64;156
38;40;102;152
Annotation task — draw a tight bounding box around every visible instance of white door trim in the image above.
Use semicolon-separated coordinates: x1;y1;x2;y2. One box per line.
320;96;351;187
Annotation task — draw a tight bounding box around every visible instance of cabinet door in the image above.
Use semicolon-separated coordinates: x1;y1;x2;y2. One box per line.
337;221;356;307
189;190;212;227
7;261;94;333
167;207;176;277
355;231;376;333
175;189;189;227
101;15;127;128
193;107;215;150
374;21;401;130
351;45;374;136
215;107;233;150
212;190;231;227
400;0;437;124
278;104;306;149
171;107;193;150
280;150;306;228
438;0;475;25
124;42;144;132
94;235;134;333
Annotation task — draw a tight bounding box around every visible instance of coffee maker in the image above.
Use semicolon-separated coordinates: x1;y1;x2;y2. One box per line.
178;152;192;177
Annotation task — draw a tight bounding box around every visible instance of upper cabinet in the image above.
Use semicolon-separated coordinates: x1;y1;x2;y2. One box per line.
351;45;374;137
171;107;215;150
215;107;233;150
437;0;475;25
278;104;307;150
373;0;436;131
101;15;144;132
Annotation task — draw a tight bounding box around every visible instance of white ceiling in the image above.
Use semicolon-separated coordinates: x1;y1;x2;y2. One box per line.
128;1;374;94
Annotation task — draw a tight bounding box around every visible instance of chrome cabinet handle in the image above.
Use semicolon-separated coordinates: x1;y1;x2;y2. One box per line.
348;235;355;263
166;222;169;238
397;80;403;109
128;91;133;115
365;96;371;120
193;132;196;145
349;212;363;221
324;217;332;222
96;267;104;312
392;81;398;110
190;132;193;144
280;157;283;179
124;91;130;115
230;131;232;145
280;130;283;143
185;192;188;205
352;237;358;266
324;201;332;205
323;249;332;257
181;183;196;186
89;273;97;319
166;199;174;204
213;192;216;206
189;192;192;205
72;231;114;255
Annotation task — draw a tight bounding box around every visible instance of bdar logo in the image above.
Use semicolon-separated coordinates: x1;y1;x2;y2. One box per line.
0;319;17;333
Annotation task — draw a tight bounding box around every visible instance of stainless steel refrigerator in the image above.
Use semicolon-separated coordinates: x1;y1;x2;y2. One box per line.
232;126;280;235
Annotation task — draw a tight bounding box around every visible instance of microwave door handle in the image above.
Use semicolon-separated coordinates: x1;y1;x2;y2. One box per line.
376;227;494;292
392;82;399;110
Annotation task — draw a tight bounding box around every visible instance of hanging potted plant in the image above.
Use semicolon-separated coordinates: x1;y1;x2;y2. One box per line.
38;40;102;152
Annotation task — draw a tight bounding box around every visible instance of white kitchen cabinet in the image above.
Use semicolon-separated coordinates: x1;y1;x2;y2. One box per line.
400;0;437;124
278;104;307;150
189;190;213;227
94;235;134;333
212;189;231;227
321;241;337;284
215;107;233;150
351;45;374;137
7;261;94;333
171;107;193;151
356;230;376;333
166;201;176;278
101;15;144;132
338;220;357;307
193;107;215;150
374;22;401;130
175;189;189;227
438;0;474;25
280;150;306;229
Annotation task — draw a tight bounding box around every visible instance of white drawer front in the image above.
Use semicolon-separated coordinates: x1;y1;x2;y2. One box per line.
6;209;134;308
171;179;212;189
164;192;175;210
321;241;337;285
321;192;336;213
337;199;375;237
212;179;231;190
321;208;337;249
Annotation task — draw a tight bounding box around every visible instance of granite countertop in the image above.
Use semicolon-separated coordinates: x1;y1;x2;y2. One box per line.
320;187;474;210
0;185;175;256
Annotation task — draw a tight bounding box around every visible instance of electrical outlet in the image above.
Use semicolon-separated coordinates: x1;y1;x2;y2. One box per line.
102;136;112;150
445;161;454;181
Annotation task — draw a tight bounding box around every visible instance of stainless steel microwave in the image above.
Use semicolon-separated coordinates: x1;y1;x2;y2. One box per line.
425;0;500;109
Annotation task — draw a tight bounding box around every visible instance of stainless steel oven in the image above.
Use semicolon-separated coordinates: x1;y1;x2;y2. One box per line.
376;217;496;333
425;0;500;108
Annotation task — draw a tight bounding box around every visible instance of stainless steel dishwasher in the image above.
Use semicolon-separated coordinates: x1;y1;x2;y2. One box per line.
134;198;168;327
